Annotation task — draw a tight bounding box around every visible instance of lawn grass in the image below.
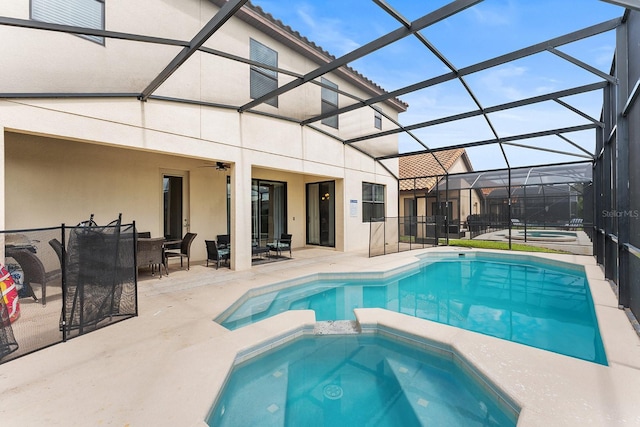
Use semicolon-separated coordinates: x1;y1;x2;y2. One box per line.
440;239;570;254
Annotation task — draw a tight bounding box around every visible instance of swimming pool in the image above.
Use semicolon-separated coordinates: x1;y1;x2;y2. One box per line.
207;334;519;426
217;253;607;365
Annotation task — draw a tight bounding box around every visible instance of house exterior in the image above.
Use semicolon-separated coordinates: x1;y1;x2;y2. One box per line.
398;149;480;240
0;0;406;270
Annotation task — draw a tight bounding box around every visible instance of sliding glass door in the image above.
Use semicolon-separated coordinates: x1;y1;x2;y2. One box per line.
306;181;335;247
251;179;287;246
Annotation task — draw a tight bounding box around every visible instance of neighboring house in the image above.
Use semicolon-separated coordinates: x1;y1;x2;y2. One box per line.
398;149;480;240
0;0;406;270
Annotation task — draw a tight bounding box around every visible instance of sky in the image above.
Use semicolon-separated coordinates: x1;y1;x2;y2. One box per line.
249;0;625;171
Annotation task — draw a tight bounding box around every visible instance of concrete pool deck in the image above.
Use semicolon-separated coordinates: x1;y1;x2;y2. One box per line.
1;247;639;426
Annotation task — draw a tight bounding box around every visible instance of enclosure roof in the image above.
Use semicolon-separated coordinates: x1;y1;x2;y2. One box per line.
433;161;593;191
1;0;634;176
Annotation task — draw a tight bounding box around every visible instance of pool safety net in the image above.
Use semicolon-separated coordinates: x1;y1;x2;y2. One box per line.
0;216;138;364
0;298;18;360
62;215;137;338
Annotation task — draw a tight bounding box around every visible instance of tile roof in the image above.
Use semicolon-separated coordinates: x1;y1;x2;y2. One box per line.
399;148;467;191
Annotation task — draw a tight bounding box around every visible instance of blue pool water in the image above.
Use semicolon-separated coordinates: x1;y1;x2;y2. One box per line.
207;335;518;426
218;254;607;364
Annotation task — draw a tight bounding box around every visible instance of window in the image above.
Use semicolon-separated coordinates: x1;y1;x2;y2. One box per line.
321;77;339;128
374;109;382;130
31;0;105;45
250;39;278;107
362;182;385;222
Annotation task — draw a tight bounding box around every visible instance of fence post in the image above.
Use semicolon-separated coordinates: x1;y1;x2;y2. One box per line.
61;223;67;342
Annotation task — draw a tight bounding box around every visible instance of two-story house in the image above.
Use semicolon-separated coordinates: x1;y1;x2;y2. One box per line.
0;0;406;269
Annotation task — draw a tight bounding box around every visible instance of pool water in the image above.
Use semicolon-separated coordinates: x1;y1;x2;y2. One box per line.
512;230;577;241
526;231;576;237
207;335;518;426
219;255;607;365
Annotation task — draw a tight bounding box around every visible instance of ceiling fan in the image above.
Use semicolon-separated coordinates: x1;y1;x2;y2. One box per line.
200;161;231;171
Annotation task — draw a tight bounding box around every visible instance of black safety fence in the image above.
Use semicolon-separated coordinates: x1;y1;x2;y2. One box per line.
369;216;438;257
0;215;137;364
595;10;640;323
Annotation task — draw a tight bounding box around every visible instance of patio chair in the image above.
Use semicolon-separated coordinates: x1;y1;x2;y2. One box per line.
268;233;292;258
216;234;230;249
49;238;64;266
205;240;230;269
565;218;583;230
5;247;46;305
164;232;197;271
137;237;166;278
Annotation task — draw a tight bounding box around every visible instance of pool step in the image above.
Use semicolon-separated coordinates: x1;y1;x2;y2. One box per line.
385;356;473;425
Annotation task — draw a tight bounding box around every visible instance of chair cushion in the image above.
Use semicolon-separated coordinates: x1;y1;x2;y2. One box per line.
268;242;289;249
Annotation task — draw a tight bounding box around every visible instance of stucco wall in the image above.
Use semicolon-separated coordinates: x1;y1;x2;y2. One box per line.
0;0;400;158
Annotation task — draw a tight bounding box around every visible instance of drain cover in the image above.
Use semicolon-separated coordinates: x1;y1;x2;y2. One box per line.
323;384;344;400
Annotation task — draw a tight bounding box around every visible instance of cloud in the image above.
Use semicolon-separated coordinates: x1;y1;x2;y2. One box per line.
470;1;517;26
294;4;361;56
477;65;529;101
592;44;616;68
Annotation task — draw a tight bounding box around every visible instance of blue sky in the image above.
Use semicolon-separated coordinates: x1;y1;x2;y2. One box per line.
250;0;625;171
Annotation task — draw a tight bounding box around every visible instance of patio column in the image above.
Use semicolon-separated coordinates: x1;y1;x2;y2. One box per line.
230;158;252;271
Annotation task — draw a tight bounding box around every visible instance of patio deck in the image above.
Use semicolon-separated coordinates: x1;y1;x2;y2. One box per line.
1;247;639;426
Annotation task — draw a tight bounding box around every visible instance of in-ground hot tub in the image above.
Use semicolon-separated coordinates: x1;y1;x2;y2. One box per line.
207;334;519;426
510;230;577;242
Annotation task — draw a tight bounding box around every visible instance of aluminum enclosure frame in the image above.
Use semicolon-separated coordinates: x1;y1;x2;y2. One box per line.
0;1;628;173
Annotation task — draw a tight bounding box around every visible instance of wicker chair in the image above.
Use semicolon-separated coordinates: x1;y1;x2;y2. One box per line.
5;247;46;305
164;232;197;271
267;233;292;258
205;240;230;269
49;238;64;266
216;234;230;249
137;237;166;277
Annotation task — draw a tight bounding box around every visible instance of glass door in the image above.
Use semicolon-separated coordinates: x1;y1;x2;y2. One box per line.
404;198;417;237
163;175;184;240
251;179;287;246
306;181;335;247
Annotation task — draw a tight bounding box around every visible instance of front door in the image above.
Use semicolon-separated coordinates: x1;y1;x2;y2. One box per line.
306;181;335;247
